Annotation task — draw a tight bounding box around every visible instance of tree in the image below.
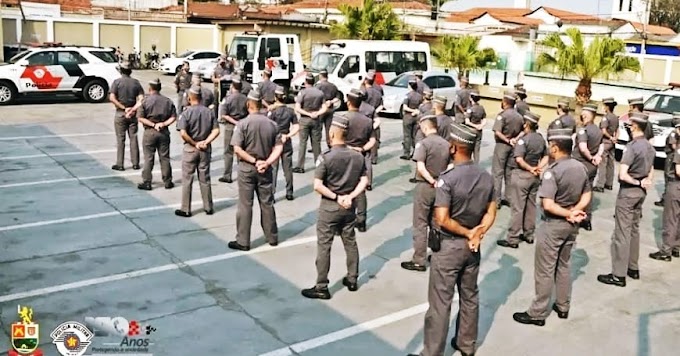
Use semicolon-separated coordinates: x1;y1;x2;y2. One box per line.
432;35;498;79
536;28;641;103
330;0;403;40
650;0;680;33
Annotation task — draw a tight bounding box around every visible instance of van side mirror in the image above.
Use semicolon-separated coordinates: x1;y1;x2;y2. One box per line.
236;44;247;61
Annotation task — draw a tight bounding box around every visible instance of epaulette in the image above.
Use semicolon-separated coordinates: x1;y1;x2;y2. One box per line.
440;164;455;175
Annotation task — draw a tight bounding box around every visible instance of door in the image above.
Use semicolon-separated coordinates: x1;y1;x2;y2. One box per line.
19;51;61;92
434;75;458;110
56;51;89;90
336;55;361;91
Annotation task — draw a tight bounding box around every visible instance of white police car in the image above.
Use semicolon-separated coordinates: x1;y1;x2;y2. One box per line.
0;45;121;105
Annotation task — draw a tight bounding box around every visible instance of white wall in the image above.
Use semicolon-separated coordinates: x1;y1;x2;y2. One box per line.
611;0;649;23
91;0;177;10
479;34;528;72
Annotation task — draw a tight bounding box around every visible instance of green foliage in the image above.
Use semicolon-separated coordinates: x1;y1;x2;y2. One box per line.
432;35;498;76
650;0;680;33
330;0;403;40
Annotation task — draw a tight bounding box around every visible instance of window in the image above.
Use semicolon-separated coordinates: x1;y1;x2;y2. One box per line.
191;52;209;59
9;50;31;64
27;51;56;66
265;38;281;57
57;51;88;65
365;51;428;74
337;55;360;78
628;0;633;11
619;0;624;11
178;51;195;58
645;94;680;123
437;76;456;88
203;52;220;59
309;52;343;73
229;37;257;60
385;73;414;88
423;76;438;89
89;50;117;63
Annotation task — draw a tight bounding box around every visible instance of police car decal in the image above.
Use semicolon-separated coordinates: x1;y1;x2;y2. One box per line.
20;66;64;90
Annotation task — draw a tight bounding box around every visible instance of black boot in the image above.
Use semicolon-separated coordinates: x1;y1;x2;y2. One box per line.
597;273;626;287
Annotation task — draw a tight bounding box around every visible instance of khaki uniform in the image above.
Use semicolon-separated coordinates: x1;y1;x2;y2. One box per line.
467;103;486;163
174;70;192;112
269;105;298;196
453;88;470;124
572;123;603;220
402;91;424;156
111;75;144;168
491;108;523;205
218;91;248;180
659;132;678;202
315;80;339;146
595;112;619;189
660;148;680;254
137;93;176;184
295;86;326;169
436;114;454;141
364;86;383;164
180;86;215;111
257;79;277;106
344;111;375;226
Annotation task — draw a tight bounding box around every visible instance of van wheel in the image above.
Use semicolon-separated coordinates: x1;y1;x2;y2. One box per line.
83;80;108;103
0;81;17;105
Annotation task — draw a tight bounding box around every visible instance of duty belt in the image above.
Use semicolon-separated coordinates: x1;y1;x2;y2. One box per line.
619;181;646;189
436;229;466;240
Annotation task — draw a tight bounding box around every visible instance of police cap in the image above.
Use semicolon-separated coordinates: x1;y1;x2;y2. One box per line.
148;78;162;86
515;87;526;95
557;98;570;108
348;88;363;99
602;97;617;105
247;89;261;101
118;61;131;70
503;90;516;101
581;103;598;113
319;69;329;76
433;95;447;105
331;114;349;129
628;97;644;105
408;77;417;85
366;71;376;81
547;128;573;141
414;70;424;77
230;75;241;84
514;83;524;89
459;76;469;83
523;111;540;124
449;123;477;144
418;114;437;124
469;88;480;97
275;85;286;96
188;85;202;95
629;111;649;124
305;72;315;81
423;89;434;99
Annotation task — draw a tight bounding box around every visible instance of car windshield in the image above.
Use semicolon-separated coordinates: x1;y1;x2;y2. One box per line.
309;52;343;73
8;50;31;64
229;37;258;60
644;94;680;127
385;73;415;88
177;51;195;58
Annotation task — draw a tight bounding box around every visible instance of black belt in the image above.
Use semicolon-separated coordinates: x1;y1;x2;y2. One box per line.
619;181;645;189
437;229;466;240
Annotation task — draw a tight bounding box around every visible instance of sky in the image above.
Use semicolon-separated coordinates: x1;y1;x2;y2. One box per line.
441;0;615;16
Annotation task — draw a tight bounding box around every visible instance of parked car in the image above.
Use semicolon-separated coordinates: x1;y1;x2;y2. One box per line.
158;50;221;75
615;88;680;159
196;58;219;81
381;70;458;116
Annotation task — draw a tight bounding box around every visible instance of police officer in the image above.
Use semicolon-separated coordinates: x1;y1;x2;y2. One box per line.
301;115;368;300
548;98;577;134
656;113;680;206
650;115;680;261
315;70;340;147
362;70;384;98
294;73;328;173
515;87;530;115
228;90;284;251
497;112;548;248
408;123;497;356
492;91;524;207
212;55;231;104
180;74;215;112
414;70;430;95
109;61;144;171
465;89;486;163
401;79;423;160
236;69;253;96
593;97;619;193
453;77;470;123
136;78;176;191
412;89;434;145
572;103;604;231
402;114;450;272
269;85;300;201
434;96;454;140
358;92;376;119
174;61;192;112
258;68;277;110
598;112;656;287
344;89;377;232
362;72;384;165
175;86;220;217
217;76;248;184
512;128;591;327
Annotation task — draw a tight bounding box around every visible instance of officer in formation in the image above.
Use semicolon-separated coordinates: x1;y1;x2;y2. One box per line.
412;89;434;145
434;96;454;140
548;98;577;134
362;72;384;165
656;112;678;206
571;104;604;231
301;115;368;300
229;90;284;251
497;111;548;248
492;91;524;207
315;70;340;148
258;68;277;110
409;123;496;356
414;70;430;95
294;73;328;173
180;74;215;112
594;97;619;192
136;78;177;191
514;87;530;116
400;78;423;160
598;112;655;287
358;91;376;119
236;69;252;96
464;89;486;163
650;113;680;261
174;61;192;112
217;76;248;184
512;128;591;327
176;86;220;217
453;77;470;124
268;86;300;201
401;114;450;272
212;55;232;103
109;61;144;171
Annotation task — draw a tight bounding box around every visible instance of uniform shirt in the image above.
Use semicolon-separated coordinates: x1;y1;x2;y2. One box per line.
419;101;433;115
572;123;603;163
620;136;656;180
492;108;523;144
412;133;451;180
548;114;577;134
111;75;144;108
510;131;547;169
467;103;486;138
240;81;253;96
416;80;429;95
181;87;215;109
454;88;470;114
213;65;230;80
218;91;248;123
601;112;619;141
258;79;277;104
174;71;192;92
269;105;298;135
315;145;367;196
403;91;423;113
231;113;281;161
364;86;383;109
436;114;454;140
315;80;339;102
516;100;530;116
137;93;176;125
359;101;376;119
344;111;374;147
668;146;680;181
664;130;677;154
177;105;218;142
434;161;494;229
538;157;591;210
296;86;325;116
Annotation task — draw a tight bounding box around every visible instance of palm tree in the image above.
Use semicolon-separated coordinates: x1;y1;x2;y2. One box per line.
330;0;402;40
536;28;641;103
432;35;498;79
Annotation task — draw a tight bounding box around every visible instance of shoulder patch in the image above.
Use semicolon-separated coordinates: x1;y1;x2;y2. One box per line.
435;179;445;188
415;142;421;149
496;115;503;121
579;129;585;135
602;118;607;122
518;139;525;146
316;156;324;167
555;119;561;125
544;171;553;180
672;132;676;138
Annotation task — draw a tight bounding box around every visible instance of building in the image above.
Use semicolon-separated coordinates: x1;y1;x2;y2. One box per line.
612;0;649;24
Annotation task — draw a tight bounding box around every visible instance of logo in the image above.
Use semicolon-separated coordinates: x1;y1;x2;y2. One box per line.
496;115;503;121
544;171;553;180
50;322;93;356
84;316;157;354
518;139;524;146
579;129;586;135
20;66;63;90
10;305;43;356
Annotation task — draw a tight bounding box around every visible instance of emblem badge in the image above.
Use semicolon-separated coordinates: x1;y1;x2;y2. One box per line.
51;322;93;356
496;115;503;121
10;305;43;356
544;172;553;179
579;129;586;135
518;139;524;145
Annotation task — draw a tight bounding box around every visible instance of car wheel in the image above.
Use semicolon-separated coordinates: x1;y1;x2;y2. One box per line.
83;80;108;103
0;81;17;105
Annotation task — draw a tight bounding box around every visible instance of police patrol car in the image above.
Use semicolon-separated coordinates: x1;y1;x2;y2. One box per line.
0;44;121;105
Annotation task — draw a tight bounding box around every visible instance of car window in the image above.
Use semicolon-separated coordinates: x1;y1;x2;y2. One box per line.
437;76;456;88
89;50;117;63
57;51;89;65
645;94;680;114
423;76;438;89
337;55;359;79
191;52;208;59
27;51;56;66
265;38;281;57
204;52;220;59
385;73;413;88
9;50;31;64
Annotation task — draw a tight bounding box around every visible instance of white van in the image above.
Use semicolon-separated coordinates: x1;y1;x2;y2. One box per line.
292;40;432;101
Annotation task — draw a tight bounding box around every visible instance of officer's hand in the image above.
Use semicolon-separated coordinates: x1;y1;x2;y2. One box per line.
256;160;269;173
468;235;481;252
567;210;586;223
281;134;288;143
338;195;352;209
641;178;653;189
509;138;517;146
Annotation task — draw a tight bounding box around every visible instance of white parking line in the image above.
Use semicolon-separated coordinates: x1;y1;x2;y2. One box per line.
0;168;182;189
1;149;117;160
0;197;235;232
0;132;113;141
0;236;317;303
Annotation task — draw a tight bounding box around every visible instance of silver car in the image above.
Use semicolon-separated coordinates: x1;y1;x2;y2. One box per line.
381;70;458;116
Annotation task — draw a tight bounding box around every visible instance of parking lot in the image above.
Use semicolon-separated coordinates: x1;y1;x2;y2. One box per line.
0;70;678;356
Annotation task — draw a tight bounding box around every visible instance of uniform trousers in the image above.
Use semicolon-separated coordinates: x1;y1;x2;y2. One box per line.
412;182;436;265
315;199;359;289
507;169;540;243
581;160;598;221
297;117;322;169
472;135;482;164
272;140;294;196
422;237;480;356
402;113;418;156
322;111;334;148
371;127;381;164
660;154;675;201
181;145;213;213
595;140;615;189
491;143;513;204
114;110;140;167
142;128;172;184
177;90;185;113
236;161;279;247
221;123;235;179
611;186;646;277
660;180;680;254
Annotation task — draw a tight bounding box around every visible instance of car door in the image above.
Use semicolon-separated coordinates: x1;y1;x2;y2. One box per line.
56;51;89;90
18;50;61;92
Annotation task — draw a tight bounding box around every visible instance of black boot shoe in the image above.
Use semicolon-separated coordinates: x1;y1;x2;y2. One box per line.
301;286;331;299
137;182;152;190
497;240;519;249
512;312;545;326
227;241;250;251
593;187;604;193
408;178;418;183
401;261;427;272
649;251;671;261
450;338;474;356
552;304;569;319
673;249;680;258
132;165;141;170
174;209;191;218
500;199;510;207
165;181;175;189
399;155;410;160
627;269;639;280
218;176;232;183
342;277;358;291
597;273;626;287
111;165;125;171
580;220;592;231
286;194;294;201
654;199;664;207
519;234;534;244
604;185;613;190
356;223;367;232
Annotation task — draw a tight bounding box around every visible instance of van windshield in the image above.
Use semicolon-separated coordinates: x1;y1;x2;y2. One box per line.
229;37;258;60
309;52;343;73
